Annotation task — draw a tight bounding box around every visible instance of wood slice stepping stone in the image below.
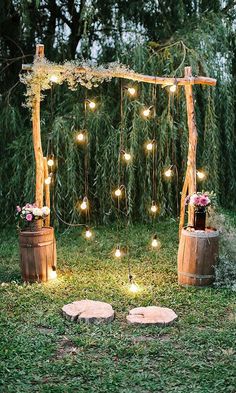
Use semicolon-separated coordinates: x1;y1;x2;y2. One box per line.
126;306;178;326
62;300;115;324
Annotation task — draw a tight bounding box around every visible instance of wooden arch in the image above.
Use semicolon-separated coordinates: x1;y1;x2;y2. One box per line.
22;44;217;235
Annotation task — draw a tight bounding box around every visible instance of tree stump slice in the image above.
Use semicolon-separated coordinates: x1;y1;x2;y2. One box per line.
62;300;115;324
126;306;178;326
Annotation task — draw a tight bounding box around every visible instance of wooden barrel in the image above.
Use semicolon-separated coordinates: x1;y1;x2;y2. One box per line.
178;228;219;287
19;227;57;282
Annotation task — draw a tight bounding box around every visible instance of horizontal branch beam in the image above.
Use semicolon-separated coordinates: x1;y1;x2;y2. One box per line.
22;63;217;86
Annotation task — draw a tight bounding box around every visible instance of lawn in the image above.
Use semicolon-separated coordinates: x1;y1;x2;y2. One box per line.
0;219;235;393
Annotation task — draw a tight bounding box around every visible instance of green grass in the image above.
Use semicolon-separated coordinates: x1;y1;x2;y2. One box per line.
0;220;235;393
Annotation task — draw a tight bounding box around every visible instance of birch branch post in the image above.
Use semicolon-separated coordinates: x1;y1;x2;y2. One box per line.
32;44;44;208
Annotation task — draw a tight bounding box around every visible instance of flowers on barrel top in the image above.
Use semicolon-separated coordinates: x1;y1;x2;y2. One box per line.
16;203;50;223
185;191;216;211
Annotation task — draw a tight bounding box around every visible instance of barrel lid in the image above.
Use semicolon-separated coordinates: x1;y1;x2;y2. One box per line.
182;227;219;238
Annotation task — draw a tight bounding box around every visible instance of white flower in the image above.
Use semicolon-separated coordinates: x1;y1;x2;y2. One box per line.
32;208;43;217
41;206;50;216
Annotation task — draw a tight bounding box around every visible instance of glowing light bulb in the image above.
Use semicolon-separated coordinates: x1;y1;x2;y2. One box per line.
45;177;51;185
129;283;139;293
127;87;136;96
197;170;205;180
80;197;88;210
115;247;121;258
85;228;92;239
170;84;177;93
47;159;54;167
49;269;57;279
143;108;150;117
146;142;153;151
76;132;85;142
124;152;131;162
164;168;173;177
88;101;96;109
150;202;158;213
115;188;122;197
151;235;160;249
50;75;58;83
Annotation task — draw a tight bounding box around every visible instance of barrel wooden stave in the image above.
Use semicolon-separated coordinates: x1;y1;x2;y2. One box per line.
19;227;56;282
178;229;219;287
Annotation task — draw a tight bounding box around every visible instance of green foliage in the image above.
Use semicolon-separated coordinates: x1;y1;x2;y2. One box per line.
0;4;235;225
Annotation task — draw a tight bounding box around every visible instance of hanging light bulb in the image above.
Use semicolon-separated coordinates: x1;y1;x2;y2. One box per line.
87;100;96;109
115;246;121;258
164;167;173;177
50;75;58;83
76;131;86;143
85;227;92;239
169;84;177;93
146;142;154;151
121;150;132;162
127;87;136;96
124;152;131;161
45;176;52;185
47;158;54;167
49;266;57;280
114;187;122;197
80;197;88;210
197;170;205;180
150;201;158;213
129;282;139;293
151;234;161;249
142;108;151;118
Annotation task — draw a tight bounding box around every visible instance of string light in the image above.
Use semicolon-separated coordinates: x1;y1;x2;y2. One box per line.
129;282;139;293
114;187;122;197
49;266;57;279
85;227;92;239
127;87;136;96
80;197;88;210
150;201;158;213
50;75;58;83
121;150;132;162
115;246;121;258
76;130;87;143
169;84;177;93
124;152;131;161
164;167;173;177
142;108;151;118
197;170;206;180
47;158;54;167
45;176;52;185
146;140;155;151
86;99;96;109
151;234;161;249
169;80;178;93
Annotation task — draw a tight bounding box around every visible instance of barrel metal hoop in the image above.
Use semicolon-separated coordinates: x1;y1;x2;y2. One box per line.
20;241;53;248
178;271;213;279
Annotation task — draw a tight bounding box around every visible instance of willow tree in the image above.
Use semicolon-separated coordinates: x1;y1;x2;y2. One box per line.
0;1;235;225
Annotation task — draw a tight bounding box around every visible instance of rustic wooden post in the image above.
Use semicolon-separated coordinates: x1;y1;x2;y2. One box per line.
43;157;50;226
179;67;198;236
32;44;44;208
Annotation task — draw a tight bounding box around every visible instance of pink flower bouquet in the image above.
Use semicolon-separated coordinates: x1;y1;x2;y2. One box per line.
16;203;50;222
185;192;215;211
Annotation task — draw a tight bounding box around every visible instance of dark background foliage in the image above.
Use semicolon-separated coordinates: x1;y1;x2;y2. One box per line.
0;0;235;227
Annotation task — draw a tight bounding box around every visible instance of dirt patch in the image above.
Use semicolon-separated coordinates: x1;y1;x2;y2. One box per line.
55;336;79;359
37;326;54;335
